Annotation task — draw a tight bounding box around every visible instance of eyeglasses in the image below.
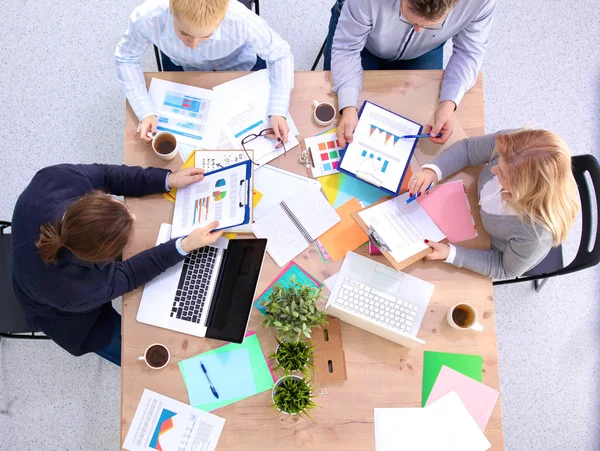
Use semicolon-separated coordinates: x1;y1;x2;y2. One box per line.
241;128;287;165
399;2;445;31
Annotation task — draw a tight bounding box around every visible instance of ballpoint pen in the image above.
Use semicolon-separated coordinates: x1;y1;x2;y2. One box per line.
404;182;435;205
200;360;219;399
400;133;443;139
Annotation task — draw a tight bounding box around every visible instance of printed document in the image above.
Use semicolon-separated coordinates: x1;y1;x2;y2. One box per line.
123;389;224;451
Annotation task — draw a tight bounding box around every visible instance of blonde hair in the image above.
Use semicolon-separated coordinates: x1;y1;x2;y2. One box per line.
494;129;580;245
170;0;229;32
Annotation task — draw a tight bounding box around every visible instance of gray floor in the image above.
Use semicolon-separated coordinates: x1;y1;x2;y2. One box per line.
1;0;599;450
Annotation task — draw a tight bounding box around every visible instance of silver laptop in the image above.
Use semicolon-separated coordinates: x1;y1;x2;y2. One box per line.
325;252;434;347
137;224;267;343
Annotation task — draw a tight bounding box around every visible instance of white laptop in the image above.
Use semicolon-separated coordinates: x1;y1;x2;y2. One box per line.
137;224;267;343
325;252;434;347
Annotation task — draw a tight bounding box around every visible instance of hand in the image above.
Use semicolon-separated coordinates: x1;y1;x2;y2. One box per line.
407;169;438;196
425;100;456;144
268;115;289;147
140;115;158;142
168;168;205;189
424;239;450;260
181;221;223;252
337;107;358;147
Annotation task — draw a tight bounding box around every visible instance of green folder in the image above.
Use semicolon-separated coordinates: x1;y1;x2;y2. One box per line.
421;351;483;407
178;332;275;411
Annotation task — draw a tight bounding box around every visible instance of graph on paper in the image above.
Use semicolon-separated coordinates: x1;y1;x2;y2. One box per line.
360;150;390;173
304;133;343;177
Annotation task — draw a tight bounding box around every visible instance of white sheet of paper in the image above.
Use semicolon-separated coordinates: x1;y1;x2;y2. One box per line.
147;78;221;150
340;102;421;192
195;150;250;173
123;389;225;451
374;407;434;451
213;70;300;165
324;273;338;290
357;192;445;263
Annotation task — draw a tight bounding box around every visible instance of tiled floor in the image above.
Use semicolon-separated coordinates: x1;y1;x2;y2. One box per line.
1;1;599;450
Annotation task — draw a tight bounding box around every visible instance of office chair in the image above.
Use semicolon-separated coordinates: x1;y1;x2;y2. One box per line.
311;39;327;71
494;154;600;292
0;221;49;340
154;0;261;71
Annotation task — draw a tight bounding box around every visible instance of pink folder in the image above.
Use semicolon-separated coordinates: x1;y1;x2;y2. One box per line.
417;180;478;243
425;365;500;431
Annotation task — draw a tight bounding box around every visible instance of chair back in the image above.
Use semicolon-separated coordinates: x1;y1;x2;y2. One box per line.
238;0;259;14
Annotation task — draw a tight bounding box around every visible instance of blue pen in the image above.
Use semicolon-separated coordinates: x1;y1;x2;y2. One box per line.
400;133;442;139
404;182;435;205
200;360;219;399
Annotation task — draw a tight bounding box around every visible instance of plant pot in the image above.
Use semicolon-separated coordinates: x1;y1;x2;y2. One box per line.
275;343;309;373
272;375;303;415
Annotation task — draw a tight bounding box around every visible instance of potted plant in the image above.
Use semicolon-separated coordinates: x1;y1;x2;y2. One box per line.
270;339;315;376
260;277;327;341
272;375;317;418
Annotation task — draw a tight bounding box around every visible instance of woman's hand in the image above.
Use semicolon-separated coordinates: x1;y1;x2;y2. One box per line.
407;169;438;196
140;115;158;142
424;239;450;260
168;168;205;189
181;221;223;252
268;115;290;147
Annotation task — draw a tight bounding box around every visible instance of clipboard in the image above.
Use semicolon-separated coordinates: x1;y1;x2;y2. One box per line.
338;101;422;195
350;197;443;271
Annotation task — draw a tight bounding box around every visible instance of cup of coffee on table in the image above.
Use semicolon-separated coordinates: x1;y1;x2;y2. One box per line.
447;303;484;332
312;100;336;126
152;131;178;161
139;343;171;369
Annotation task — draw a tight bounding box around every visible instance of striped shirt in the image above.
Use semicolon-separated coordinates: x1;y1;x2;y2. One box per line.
115;0;294;121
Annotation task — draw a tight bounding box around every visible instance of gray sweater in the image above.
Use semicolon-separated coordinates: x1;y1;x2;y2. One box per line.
428;134;554;280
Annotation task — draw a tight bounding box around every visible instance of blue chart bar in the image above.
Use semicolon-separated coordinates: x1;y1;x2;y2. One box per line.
382;161;389;173
234;120;264;139
361;150;367;157
156;125;203;141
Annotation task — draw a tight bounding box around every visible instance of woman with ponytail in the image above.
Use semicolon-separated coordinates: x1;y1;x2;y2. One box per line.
408;129;580;280
12;164;222;365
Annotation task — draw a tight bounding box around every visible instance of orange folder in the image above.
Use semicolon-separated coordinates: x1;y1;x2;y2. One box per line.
318;198;369;262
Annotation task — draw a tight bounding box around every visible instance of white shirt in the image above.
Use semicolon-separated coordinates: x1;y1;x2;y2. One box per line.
115;0;294;121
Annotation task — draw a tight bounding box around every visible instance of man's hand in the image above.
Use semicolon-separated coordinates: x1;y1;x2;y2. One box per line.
424;239;450;260
268;115;289;147
337;107;358;147
425;100;456;144
140;115;158;142
181;221;223;253
168;168;205;189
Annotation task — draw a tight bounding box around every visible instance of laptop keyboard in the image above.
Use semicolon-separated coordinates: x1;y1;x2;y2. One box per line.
170;246;218;324
335;277;419;334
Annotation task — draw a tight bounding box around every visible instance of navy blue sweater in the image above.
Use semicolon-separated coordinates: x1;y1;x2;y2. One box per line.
11;164;186;356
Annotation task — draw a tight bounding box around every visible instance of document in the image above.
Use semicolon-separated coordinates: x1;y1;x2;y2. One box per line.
213;70;300;165
357;192;445;263
195;150;250;173
340;101;421;192
123;389;225;451
148;78;221;151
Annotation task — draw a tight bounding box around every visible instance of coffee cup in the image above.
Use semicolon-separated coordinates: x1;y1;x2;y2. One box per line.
152;131;178;161
138;343;170;369
312;100;336;126
447;303;484;332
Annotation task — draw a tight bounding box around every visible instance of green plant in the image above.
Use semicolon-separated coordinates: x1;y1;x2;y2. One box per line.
272;375;318;418
270;339;315;376
260;277;327;341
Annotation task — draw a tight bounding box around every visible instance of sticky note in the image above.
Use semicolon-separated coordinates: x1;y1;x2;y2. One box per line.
252;189;263;209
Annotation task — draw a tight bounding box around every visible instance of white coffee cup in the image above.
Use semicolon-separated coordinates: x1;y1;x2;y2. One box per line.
138;343;171;369
151;131;178;161
447;303;484;332
312;100;337;126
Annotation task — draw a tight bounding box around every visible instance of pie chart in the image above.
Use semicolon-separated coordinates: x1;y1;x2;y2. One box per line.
213;179;226;201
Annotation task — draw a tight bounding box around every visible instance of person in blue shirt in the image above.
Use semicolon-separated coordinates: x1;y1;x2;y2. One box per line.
11;164;221;366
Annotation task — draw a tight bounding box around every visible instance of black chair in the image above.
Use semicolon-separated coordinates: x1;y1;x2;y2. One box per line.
494;154;600;292
0;221;49;340
311;38;327;71
154;0;261;71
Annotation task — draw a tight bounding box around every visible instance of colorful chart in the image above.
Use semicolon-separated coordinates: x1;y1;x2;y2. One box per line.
149;408;177;450
215;179;226;187
360;150;389;173
212;179;227;201
368;124;404;147
305;135;343;177
194;197;210;224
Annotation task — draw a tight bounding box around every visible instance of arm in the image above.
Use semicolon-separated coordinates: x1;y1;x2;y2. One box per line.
115;10;156;121
440;0;496;106
331;0;373;111
70;164;170;197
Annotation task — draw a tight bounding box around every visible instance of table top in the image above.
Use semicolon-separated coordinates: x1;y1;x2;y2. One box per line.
121;71;504;451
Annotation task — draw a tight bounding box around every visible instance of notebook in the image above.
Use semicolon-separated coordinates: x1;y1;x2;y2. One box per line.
318;198;368;262
252;189;341;267
417;180;478;243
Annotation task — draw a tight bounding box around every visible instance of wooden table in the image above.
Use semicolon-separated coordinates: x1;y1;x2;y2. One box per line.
121;71;504;450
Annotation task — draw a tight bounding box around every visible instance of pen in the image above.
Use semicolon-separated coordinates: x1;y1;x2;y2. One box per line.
400;133;442;139
404;182;435;205
200;360;219;399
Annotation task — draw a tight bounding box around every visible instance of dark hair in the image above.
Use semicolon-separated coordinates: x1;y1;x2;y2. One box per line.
406;0;458;21
36;191;134;264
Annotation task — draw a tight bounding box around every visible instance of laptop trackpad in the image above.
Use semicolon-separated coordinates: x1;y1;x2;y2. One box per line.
372;266;404;292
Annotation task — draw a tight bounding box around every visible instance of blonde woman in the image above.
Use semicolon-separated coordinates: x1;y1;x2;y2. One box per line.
408;129;580;280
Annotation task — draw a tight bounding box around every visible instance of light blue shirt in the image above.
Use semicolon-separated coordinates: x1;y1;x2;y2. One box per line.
115;0;294;121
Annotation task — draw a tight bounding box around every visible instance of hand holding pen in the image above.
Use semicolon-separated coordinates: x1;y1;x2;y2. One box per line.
407;168;439;198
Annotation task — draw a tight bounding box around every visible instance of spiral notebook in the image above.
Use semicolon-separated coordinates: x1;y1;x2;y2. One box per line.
252;188;341;267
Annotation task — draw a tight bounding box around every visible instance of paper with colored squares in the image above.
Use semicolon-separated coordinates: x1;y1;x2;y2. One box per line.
304;133;343;177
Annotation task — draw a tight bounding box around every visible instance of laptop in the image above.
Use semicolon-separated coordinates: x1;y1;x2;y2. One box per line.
137;224;267;343
325;252;434;347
